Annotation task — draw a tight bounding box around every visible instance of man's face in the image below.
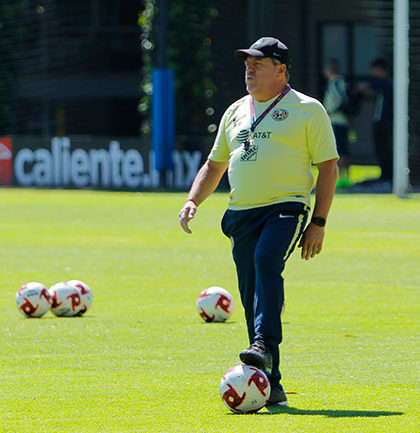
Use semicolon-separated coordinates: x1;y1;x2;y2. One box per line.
323;66;333;80
244;56;282;95
372;66;386;78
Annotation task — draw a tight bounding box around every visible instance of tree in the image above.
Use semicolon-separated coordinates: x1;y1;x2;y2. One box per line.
138;0;218;137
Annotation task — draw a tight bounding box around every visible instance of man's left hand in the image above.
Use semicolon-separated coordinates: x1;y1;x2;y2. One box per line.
298;224;325;260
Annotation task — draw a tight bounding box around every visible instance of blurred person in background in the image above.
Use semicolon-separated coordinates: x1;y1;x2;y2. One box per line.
323;58;351;188
359;58;394;186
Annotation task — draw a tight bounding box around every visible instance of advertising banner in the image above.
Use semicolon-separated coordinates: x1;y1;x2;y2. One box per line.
10;136;205;190
0;137;13;185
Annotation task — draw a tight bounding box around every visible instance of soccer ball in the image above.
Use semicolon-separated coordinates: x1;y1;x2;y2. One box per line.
49;282;83;317
196;286;234;322
220;365;271;414
16;282;52;318
67;280;93;315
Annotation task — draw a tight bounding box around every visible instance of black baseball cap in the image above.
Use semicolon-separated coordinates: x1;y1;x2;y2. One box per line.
234;37;290;67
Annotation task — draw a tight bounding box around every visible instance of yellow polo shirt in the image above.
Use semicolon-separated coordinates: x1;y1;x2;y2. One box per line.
209;89;339;210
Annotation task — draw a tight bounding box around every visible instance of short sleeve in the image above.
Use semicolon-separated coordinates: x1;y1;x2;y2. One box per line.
306;102;340;164
208;110;230;162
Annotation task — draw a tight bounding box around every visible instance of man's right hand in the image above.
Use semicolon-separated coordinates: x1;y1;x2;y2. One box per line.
179;200;197;234
178;159;228;234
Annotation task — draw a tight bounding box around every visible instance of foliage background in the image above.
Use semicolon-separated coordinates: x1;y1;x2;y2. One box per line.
138;0;218;137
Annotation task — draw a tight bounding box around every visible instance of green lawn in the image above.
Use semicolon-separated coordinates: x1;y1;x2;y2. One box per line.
0;189;419;433
346;164;381;183
313;164;381;185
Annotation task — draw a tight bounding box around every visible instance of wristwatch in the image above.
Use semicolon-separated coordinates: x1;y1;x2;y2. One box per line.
311;216;326;227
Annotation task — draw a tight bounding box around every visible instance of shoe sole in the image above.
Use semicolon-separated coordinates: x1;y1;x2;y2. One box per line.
239;351;265;370
266;400;289;407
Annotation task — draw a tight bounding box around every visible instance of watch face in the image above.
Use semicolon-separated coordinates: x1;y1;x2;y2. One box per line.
312;217;326;227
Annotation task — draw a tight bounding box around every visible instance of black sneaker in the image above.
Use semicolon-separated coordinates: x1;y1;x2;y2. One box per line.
239;339;273;371
266;384;289;406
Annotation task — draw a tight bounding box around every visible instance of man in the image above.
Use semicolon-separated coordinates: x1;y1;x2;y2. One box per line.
370;58;393;183
179;37;338;405
323;58;351;187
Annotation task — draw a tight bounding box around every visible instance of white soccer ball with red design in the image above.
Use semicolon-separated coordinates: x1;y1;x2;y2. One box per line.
196;286;234;322
220;365;271;413
15;282;52;318
67;280;93;315
49;282;82;317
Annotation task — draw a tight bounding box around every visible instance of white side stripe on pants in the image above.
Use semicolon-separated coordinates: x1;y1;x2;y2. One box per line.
282;213;305;261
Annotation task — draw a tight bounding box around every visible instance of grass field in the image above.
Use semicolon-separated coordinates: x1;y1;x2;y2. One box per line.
0;189;419;433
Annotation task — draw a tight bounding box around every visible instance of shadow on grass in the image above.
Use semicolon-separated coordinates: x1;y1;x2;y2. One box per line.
262;406;404;418
200;321;238;325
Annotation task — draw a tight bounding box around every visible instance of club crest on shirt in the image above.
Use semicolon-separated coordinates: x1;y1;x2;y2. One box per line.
240;145;259;162
272;109;289;121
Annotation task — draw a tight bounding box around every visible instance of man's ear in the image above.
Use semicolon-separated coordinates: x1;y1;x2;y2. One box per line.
278;64;287;76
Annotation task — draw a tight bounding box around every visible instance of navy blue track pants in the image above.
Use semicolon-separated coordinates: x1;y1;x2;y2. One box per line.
221;202;309;386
